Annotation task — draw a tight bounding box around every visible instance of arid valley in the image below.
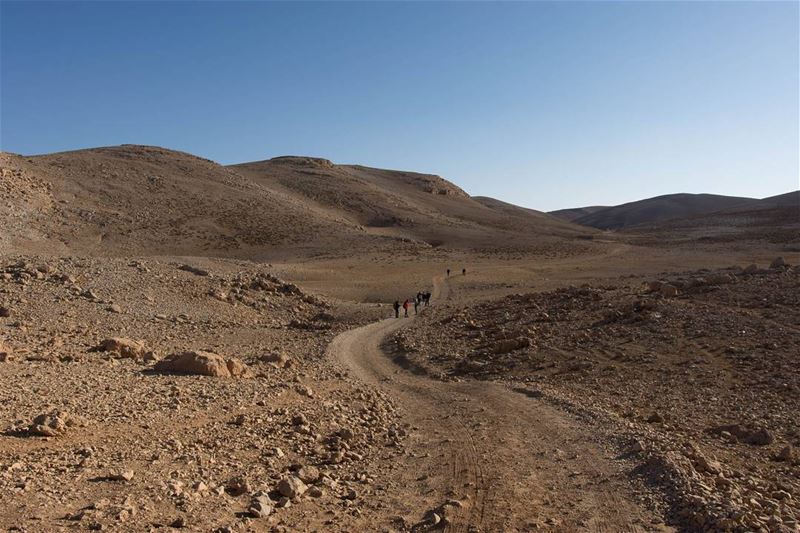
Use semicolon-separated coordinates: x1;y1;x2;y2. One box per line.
1;145;798;532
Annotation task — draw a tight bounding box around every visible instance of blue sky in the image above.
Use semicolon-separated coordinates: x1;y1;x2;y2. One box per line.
1;1;797;211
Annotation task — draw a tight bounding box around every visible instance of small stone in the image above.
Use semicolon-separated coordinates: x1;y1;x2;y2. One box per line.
225;476;250;496
110;470;134;482
248;495;273;518
776;445;794;462
660;284;678;297
277;476;307;499
770;257;786;269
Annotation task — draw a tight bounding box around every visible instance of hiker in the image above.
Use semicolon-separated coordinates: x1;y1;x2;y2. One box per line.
402;299;410;317
414;296;420;314
447;268;450;277
424;291;432;306
393;300;400;319
462;268;466;276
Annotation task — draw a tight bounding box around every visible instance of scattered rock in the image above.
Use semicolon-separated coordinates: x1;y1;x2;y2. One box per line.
776;445;794;462
260;351;292;368
277;476;307;499
770;257;786;269
0;340;12;362
490;337;530;354
178;264;209;276
110;470;135;482
224;476;250;497
153;351;249;377
248;494;273;518
660;284;678;297
297;465;320;484
708;424;774;446
27;410;84;437
93;338;149;360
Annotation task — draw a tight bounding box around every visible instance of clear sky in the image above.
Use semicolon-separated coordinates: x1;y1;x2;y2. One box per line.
1;1;797;211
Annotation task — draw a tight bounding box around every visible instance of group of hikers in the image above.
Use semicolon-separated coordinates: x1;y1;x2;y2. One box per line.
393;291;431;318
392;267;467;318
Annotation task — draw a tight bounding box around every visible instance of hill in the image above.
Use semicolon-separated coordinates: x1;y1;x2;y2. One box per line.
1;145;591;258
625;190;800;246
569;193;759;230
230;157;591;251
548;205;609;222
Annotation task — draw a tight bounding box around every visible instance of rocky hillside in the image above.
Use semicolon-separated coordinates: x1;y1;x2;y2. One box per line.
395;260;800;531
231;156;591;251
1;145;592;259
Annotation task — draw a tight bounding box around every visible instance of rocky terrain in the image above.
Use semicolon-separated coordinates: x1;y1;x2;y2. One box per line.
3;143;800;532
0;256;416;532
395;260;800;531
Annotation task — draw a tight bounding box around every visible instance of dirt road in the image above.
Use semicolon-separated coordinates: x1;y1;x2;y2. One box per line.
329;277;668;532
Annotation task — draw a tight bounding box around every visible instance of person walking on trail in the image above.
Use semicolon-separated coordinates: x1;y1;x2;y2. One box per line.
424;291;431;306
393;300;400;319
413;296;420;314
402;299;410;317
446;268;450;277
462;268;466;276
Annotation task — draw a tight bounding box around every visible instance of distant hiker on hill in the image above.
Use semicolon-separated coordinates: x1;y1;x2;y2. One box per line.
462;268;466;276
446;268;451;277
413;296;420;314
402;299;410;317
393;300;400;319
424;291;431;306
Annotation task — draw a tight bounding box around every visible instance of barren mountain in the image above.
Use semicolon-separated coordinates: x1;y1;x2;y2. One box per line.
231;157;591;251
625;190;800;247
569;193;759;230
1;146;592;259
0;146;360;258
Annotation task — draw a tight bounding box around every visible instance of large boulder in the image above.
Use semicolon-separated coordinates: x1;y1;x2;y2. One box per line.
153;350;249;377
770;257;786;269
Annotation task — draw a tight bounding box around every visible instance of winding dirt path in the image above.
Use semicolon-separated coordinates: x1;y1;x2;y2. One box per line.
328;276;665;532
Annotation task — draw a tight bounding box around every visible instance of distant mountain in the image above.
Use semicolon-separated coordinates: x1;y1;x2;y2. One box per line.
549;206;609;222
566;193;760;230
624;190;800;245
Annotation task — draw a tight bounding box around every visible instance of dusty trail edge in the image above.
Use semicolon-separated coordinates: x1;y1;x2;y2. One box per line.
328;276;665;532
